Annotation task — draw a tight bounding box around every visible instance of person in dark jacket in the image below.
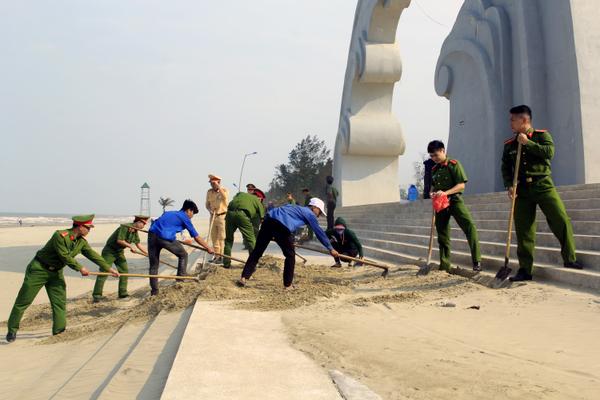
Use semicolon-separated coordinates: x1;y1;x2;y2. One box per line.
326;217;364;267
423;158;435;199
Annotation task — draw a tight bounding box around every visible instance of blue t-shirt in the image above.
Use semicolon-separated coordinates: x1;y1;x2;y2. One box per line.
149;210;199;241
268;205;332;250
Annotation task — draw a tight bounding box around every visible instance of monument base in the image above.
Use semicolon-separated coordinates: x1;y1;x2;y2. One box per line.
336;154;399;207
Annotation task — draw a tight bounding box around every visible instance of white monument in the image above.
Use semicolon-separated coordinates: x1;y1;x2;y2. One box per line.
435;0;600;193
333;0;411;207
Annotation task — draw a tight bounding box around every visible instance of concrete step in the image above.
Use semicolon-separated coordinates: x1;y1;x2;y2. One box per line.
339;207;600;221
360;242;600;291
351;225;600;251
340;218;600;236
358;232;600;272
16;321;151;400
97;308;193;400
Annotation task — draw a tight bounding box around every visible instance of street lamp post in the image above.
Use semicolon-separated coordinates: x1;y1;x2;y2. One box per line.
237;151;258;191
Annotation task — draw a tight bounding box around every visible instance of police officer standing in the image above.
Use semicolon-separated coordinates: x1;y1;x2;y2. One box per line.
502;105;582;281
205;174;229;264
92;215;149;302
428;140;482;272
6;215;119;343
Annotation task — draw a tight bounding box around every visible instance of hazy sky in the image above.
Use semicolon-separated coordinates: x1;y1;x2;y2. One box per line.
0;0;462;216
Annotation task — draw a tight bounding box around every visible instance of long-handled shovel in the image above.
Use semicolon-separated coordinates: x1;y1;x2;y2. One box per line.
417;209;436;276
494;142;523;283
295;252;308;264
88;271;199;282
131;249;177;270
126;226;247;264
201;211;216;268
294;243;389;277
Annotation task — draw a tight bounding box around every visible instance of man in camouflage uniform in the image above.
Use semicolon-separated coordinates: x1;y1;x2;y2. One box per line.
502;105;582;281
428;140;482;272
6;215;119;343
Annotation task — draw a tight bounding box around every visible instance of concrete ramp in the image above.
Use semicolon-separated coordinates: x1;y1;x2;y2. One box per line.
161;301;342;400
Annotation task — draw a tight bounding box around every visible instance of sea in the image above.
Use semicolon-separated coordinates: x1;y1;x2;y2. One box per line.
0;212;131;228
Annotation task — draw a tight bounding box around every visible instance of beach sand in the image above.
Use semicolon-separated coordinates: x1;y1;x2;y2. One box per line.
1;222;600;399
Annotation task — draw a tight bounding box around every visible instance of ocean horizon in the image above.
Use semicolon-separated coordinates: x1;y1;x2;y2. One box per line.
0;212;133;228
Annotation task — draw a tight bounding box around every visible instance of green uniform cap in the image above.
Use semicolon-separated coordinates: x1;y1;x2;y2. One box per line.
72;214;95;227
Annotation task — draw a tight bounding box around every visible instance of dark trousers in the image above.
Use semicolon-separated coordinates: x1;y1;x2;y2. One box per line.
331;242;358;264
148;232;188;293
241;218;296;287
326;201;336;230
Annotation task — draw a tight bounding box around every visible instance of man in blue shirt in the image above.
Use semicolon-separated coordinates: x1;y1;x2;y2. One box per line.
148;199;213;295
238;198;339;289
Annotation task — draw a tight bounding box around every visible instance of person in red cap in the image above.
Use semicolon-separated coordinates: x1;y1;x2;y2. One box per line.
205;174;229;264
251;188;266;237
6;214;119;343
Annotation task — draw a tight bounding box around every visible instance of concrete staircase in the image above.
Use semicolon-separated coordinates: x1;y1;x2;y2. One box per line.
336;183;600;291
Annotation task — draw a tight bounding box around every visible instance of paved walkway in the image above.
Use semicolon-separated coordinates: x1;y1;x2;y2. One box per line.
161;301;342;400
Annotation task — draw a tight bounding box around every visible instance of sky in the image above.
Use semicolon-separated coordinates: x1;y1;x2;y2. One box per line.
0;0;462;216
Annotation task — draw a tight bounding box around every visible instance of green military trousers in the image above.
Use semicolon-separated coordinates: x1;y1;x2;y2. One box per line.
435;195;481;271
7;259;67;335
93;249;129;298
514;176;577;275
223;210;256;267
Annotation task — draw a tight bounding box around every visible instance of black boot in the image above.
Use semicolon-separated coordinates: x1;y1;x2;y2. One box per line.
509;269;533;282
473;262;482;272
6;332;16;343
564;261;583;270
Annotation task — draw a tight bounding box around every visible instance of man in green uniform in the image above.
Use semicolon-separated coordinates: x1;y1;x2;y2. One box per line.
428;140;482;272
502;105;582;281
223;191;266;269
5;215;119;343
92;215;149;302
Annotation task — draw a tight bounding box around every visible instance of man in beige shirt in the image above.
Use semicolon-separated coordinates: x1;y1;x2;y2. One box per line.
205;174;229;264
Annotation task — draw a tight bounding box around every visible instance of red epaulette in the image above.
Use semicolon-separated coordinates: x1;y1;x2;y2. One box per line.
504;136;516;144
60;231;69;237
432;165;438;171
449;159;457;165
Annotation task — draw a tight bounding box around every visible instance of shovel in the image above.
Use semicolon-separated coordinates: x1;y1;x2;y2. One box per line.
494;142;523;283
294;243;389;277
201;211;216;268
417;209;436;276
88;271;199;282
126;226;247;264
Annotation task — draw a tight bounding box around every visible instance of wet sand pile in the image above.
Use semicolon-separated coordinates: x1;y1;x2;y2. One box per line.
1;256;483;343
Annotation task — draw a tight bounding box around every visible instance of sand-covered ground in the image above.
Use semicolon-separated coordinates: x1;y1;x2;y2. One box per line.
1;223;600;399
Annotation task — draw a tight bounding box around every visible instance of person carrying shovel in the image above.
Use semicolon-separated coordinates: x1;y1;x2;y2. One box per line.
326;217;364;268
205;174;229;265
222;191;265;269
92;215;149;302
501;105;582;282
428;140;482;272
5;215;119;343
238;198;339;290
148;200;213;296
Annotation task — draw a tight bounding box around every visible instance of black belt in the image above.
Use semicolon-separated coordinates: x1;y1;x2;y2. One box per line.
35;257;59;271
519;175;547;185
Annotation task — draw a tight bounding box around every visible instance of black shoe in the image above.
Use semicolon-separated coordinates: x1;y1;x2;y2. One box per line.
473;262;482;272
53;329;65;336
6;332;16;343
222;264;231;269
150;290;159;296
564;261;583;270
509;269;533;282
